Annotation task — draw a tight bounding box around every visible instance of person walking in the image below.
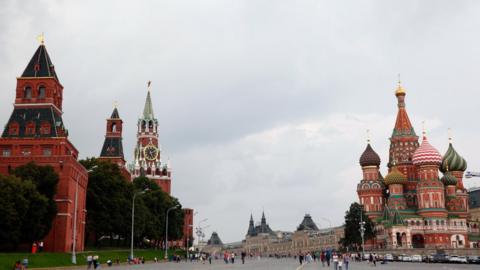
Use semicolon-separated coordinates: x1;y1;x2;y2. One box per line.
223;251;229;264
298;252;304;265
325;251;331;267
231;252;235;264
13;260;24;270
87;255;93;269
241;251;246;264
93;255;99;269
338;255;343;270
320;251;325;267
332;252;339;270
343;253;350;270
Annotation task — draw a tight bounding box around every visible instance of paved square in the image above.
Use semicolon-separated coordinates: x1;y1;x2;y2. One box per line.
98;259;479;270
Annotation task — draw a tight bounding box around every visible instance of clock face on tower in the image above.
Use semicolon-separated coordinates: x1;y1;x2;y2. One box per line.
143;144;158;161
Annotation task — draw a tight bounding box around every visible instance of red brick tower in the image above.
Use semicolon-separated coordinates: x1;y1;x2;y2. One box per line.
0;42;88;252
182;208;194;249
98;106;131;180
388;82;419;211
357;141;385;219
130;84;171;194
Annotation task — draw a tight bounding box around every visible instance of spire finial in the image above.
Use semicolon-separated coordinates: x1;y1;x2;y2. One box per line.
366;129;371;144
422;121;426;137
395;74;406;95
448;128;452;143
36;33;45;45
114;101;118;108
147;80;152;92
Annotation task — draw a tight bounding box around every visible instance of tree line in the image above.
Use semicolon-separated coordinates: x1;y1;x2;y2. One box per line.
0;159;186;251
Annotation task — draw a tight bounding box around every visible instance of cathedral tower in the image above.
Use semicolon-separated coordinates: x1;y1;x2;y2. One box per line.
0;41;88;252
388;81;419;210
99;106;130;179
441;136;468;218
130;84;171;194
357;140;385;219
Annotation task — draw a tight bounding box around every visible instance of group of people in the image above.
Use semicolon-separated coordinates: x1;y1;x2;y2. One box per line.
86;254;101;269
298;251;352;270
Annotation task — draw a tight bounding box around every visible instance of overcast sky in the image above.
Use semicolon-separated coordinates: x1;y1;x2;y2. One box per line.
1;0;480;243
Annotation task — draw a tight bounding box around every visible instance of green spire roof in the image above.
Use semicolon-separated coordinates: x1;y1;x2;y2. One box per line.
441;171;458;186
142;90;154;119
110;107;120;119
391;209;404;225
441;143;467;173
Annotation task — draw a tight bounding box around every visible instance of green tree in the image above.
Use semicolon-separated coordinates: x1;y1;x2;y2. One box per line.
132;177;184;247
340;202;375;251
12;162;59;245
0;174;49;250
80;158;132;247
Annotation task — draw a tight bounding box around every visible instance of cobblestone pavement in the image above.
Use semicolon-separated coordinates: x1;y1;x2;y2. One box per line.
98;259;480;270
302;261;480;270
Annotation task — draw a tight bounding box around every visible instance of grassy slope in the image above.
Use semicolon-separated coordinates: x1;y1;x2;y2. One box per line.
0;249;183;269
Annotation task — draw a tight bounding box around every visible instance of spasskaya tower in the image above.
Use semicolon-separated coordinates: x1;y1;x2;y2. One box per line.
130;83;171;194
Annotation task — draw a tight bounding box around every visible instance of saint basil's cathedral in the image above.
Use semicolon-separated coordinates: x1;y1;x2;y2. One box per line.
357;82;474;249
0;42;193;252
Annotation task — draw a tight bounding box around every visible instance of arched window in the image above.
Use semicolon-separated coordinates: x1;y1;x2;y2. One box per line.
148;120;153;131
25;121;36;135
38;85;46;98
111;123;117;132
40;121;50;135
8;122;19;135
24;86;32;98
141;121;146;132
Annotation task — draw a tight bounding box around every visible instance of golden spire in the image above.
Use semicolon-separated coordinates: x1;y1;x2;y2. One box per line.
366;129;371;144
395;73;406;95
36;33;45;45
448;128;453;143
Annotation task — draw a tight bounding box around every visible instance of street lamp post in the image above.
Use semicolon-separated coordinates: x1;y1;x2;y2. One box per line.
186;224;193;261
72;166;96;264
164;205;179;260
130;189;149;260
359;210;366;259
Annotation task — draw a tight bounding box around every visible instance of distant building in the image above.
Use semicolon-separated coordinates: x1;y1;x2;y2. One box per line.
207;232;224;246
243;213;343;255
468;188;480;247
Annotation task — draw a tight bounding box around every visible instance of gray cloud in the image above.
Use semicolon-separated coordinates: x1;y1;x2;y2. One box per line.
1;0;480;242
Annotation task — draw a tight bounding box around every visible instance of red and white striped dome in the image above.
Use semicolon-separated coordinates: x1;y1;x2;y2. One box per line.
412;135;442;166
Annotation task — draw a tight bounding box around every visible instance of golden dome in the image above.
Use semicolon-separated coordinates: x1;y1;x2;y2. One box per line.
395;83;405;96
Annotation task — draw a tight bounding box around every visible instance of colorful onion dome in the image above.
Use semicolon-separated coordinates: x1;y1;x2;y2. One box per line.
359;144;381;167
440;143;467;173
412;136;442;166
384;167;408;186
440;171;457;186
